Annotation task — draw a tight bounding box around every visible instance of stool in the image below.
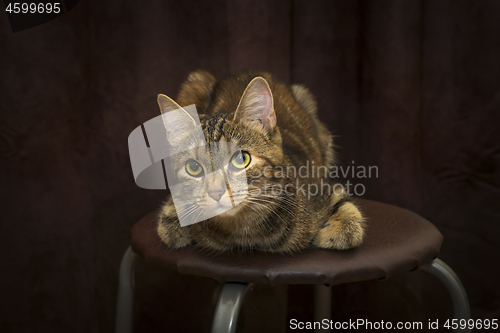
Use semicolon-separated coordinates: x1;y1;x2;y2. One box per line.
115;199;471;333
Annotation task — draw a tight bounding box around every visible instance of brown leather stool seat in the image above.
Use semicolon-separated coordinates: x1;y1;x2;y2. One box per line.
115;199;471;333
131;199;441;285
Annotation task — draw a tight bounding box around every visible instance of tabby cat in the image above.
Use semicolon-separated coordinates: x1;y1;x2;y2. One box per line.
156;70;365;253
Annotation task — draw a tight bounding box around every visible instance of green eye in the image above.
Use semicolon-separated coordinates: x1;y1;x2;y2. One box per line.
185;160;204;177
230;151;251;169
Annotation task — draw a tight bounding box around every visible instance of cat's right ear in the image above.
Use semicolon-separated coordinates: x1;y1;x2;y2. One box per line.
234;77;277;133
157;94;197;144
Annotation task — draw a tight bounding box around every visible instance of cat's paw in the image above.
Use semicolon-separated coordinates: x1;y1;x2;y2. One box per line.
157;216;192;249
313;201;365;250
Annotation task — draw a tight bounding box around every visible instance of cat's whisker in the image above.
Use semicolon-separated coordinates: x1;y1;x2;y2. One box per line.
247;196;297;218
245;198;288;223
175;204;198;215
193;206;206;223
177;208;198;220
259;194;308;212
177;211;194;219
172;200;198;208
176;206;199;219
174;200;197;207
240;203;276;228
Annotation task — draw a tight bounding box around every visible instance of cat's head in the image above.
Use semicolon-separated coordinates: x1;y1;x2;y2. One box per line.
158;73;288;226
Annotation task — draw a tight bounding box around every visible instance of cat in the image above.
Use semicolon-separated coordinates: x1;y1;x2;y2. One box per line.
156;70;365;254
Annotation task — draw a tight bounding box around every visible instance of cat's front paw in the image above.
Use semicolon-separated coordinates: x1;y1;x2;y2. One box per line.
313;201;365;250
157;215;192;249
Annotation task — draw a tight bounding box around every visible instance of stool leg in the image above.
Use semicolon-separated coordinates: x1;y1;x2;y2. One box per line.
211;282;254;333
314;285;332;333
115;246;139;333
421;258;471;333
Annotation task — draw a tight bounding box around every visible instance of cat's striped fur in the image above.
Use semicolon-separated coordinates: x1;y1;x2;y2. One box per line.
157;70;365;253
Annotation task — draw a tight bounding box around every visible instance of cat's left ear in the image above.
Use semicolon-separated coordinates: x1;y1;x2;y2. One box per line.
234;77;277;132
157;94;197;145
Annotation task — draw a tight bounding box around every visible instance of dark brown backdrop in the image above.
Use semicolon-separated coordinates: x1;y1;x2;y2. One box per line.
1;1;499;332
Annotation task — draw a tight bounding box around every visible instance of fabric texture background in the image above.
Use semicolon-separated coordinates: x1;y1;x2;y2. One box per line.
1;1;499;332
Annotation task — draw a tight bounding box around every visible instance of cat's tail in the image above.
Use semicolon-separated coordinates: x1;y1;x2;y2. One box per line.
291;84;318;116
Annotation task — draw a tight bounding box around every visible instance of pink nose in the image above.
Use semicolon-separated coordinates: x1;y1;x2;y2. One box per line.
208;190;225;202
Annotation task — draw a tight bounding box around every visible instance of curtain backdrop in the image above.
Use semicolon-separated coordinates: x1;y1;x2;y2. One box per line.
1;1;499;332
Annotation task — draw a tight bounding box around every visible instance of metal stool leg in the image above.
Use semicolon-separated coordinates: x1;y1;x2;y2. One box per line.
211;282;254;333
314;285;332;333
421;258;471;333
115;246;140;333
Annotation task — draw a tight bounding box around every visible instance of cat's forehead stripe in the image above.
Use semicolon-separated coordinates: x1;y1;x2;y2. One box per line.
203;116;227;142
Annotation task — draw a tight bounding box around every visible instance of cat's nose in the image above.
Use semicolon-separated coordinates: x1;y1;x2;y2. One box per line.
208;189;225;202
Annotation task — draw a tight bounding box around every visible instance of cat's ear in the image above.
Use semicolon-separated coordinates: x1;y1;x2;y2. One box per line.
157;94;197;144
234;77;277;132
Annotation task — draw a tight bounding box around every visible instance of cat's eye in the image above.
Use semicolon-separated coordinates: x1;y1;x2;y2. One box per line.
230;151;251;170
185;159;204;177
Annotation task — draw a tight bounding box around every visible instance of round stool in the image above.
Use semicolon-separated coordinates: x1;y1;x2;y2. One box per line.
115;199;471;333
